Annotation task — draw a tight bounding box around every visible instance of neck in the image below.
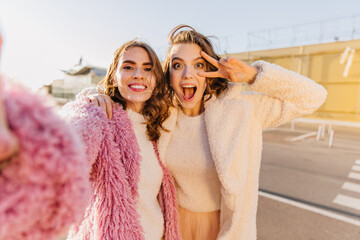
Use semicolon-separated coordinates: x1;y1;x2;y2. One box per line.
181;104;203;116
127;102;144;113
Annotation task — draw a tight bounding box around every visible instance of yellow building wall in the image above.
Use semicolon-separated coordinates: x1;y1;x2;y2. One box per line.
225;39;360;122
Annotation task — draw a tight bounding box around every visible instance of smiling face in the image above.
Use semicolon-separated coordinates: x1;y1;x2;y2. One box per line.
116;46;156;113
169;43;207;116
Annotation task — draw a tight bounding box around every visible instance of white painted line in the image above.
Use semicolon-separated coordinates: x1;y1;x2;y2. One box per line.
285;132;317;142
352;165;360;172
348;172;360;181
342;182;360;193
259;191;360;227
263;128;308;134
356;160;360;165
293;118;360;128
333;194;360;211
263;128;277;132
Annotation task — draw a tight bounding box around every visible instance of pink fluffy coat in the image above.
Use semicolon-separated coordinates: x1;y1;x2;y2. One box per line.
0;79;91;240
62;100;180;240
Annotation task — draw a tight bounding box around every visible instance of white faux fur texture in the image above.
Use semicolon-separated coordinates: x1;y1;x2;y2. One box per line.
158;60;327;240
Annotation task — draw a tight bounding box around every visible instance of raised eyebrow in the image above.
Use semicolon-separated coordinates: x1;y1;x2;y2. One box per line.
194;57;205;62
171;57;183;62
171;57;204;62
143;62;153;66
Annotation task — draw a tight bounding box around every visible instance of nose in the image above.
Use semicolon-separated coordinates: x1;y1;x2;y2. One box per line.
182;66;193;80
133;68;144;80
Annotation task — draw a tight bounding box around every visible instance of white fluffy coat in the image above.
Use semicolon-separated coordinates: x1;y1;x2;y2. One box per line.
157;60;327;240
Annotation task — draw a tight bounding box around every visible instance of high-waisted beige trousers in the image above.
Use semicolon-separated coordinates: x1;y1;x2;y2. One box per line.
178;206;220;240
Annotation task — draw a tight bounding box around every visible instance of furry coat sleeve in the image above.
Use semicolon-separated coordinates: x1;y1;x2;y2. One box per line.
61;102;146;240
0;80;91;240
202;61;327;240
226;60;327;130
60;100;106;166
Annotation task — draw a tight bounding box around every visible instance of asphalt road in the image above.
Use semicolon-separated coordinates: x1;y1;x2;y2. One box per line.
257;123;360;240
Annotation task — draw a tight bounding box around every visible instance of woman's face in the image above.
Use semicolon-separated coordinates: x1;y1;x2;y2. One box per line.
169;43;207;116
116;47;156;113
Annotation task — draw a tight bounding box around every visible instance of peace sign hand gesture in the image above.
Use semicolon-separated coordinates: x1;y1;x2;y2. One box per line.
198;51;258;84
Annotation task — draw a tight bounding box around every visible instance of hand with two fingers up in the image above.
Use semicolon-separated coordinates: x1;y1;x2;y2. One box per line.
198;51;258;84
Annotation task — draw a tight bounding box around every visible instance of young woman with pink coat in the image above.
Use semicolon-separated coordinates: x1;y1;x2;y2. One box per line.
61;40;181;240
0;34;91;239
85;25;327;240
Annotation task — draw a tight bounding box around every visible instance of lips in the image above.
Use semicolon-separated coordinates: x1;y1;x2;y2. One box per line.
181;84;197;101
128;83;147;92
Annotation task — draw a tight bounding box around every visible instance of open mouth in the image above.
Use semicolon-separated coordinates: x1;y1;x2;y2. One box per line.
182;84;197;101
129;84;147;92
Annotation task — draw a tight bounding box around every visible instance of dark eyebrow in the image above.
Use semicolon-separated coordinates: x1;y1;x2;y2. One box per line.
121;60;152;66
171;57;183;62
171;56;204;62
122;60;136;64
194;57;204;61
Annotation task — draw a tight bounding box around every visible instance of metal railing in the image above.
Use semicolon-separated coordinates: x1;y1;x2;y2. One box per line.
247;15;360;51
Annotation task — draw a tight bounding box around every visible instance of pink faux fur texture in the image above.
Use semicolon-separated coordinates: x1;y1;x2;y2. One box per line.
0;80;91;240
153;142;181;240
62;101;181;240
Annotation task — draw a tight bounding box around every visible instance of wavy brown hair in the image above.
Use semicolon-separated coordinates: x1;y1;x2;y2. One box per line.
163;25;229;104
98;40;171;141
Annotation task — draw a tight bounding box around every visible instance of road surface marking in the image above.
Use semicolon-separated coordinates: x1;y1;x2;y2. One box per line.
285;132;317;141
264;128;308;133
333;194;360;211
342;182;360;193
348;172;360;181
352;165;360;172
259;191;360;227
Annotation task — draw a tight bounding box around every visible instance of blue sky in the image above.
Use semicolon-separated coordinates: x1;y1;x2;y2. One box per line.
0;0;359;89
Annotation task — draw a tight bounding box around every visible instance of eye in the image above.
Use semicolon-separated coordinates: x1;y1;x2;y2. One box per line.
195;62;204;69
123;65;133;70
144;67;152;72
172;62;182;70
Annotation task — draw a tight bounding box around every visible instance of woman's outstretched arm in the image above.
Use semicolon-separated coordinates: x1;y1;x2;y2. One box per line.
199;53;327;129
0;79;91;240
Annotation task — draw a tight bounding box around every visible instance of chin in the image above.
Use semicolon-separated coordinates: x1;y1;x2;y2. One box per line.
178;100;198;110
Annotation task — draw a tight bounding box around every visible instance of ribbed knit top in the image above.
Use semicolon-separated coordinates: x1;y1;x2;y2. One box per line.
165;110;221;212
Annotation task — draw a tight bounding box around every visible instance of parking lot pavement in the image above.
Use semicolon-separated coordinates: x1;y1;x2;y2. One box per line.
258;122;360;239
257;194;360;240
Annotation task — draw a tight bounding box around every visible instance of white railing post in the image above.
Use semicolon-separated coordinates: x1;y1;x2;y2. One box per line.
291;120;295;131
329;129;335;148
316;125;322;141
